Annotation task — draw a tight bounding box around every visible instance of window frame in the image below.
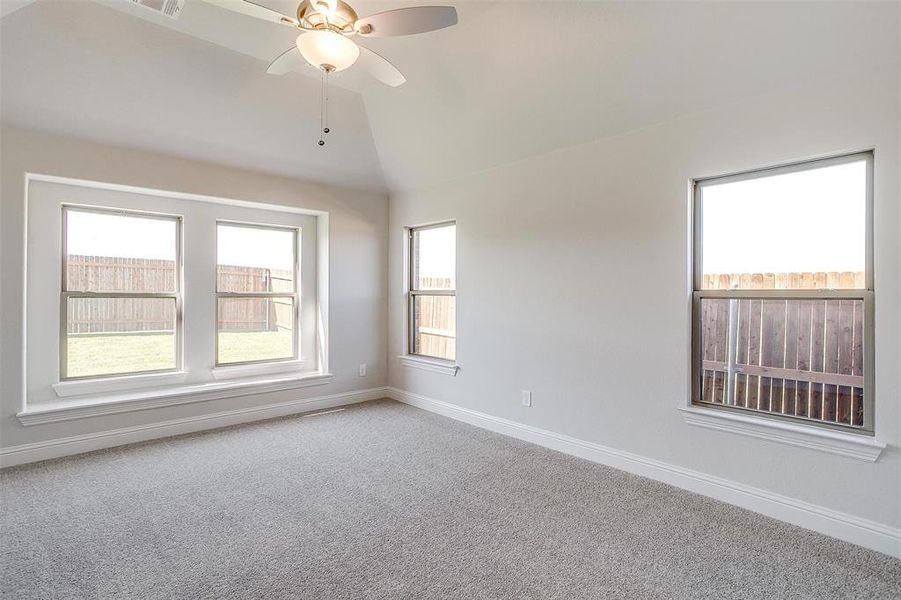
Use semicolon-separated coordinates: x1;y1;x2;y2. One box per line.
214;220;301;367
59;204;184;381
407;220;456;363
690;151;875;434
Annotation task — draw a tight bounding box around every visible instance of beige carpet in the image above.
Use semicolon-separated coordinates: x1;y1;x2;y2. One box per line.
2;399;899;599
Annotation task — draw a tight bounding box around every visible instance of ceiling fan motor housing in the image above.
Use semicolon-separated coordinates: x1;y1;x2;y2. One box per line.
297;0;359;33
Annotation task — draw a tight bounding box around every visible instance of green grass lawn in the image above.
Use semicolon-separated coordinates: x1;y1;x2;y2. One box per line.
67;331;294;378
217;330;293;365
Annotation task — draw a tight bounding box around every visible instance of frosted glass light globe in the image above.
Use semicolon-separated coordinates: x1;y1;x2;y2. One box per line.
296;31;360;72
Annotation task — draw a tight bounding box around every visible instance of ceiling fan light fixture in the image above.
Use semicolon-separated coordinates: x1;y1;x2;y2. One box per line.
296;31;359;72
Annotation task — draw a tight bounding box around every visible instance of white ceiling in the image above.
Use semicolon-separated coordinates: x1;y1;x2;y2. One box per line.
2;1;899;193
0;0;386;190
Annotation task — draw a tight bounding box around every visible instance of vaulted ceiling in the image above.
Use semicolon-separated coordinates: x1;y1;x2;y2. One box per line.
0;0;385;189
2;1;898;193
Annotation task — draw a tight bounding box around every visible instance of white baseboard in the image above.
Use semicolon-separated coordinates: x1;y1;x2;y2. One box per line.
387;387;901;559
1;386;389;468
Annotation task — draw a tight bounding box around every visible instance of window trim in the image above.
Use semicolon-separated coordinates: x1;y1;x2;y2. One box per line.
59;205;184;381
689;151;875;435
678;404;884;462
24;172;331;412
52;370;189;398
407;220;457;364
397;355;459;376
214;220;301;368
23;372;335;426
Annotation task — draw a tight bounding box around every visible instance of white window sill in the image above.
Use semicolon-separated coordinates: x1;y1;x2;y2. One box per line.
20;372;333;426
211;359;305;380
679;405;885;462
52;370;188;398
397;355;458;376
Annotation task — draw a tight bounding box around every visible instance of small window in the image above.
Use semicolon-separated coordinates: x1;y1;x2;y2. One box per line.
409;222;456;361
216;222;298;365
692;153;873;431
61;206;181;379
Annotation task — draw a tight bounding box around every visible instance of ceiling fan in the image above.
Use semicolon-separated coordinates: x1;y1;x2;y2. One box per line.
208;0;458;87
205;0;457;145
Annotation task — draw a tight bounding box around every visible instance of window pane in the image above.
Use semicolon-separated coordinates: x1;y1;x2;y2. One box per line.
217;297;295;364
65;209;177;292
413;224;455;290
66;297;176;378
217;224;295;293
698;297;864;427
413;295;455;361
700;160;866;289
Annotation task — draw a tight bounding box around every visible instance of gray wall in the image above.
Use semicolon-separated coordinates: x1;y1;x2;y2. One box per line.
0;125;388;448
388;65;901;529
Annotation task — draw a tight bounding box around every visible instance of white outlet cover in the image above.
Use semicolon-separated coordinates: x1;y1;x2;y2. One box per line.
521;391;532;407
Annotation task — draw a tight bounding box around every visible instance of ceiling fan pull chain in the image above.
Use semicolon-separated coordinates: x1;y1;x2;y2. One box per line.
324;68;330;135
318;68;325;146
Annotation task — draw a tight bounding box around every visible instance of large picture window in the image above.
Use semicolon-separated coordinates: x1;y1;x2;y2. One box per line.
61;206;182;379
216;222;299;366
409;222;456;362
692;153;873;432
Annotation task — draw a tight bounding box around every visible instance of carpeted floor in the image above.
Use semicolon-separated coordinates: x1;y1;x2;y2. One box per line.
2;399;899;599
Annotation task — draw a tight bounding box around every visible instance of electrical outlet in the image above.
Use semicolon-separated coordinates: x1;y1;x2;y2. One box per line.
521;390;532;407
358;363;367;377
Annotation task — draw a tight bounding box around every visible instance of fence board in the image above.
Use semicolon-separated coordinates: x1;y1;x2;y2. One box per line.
823;300;841;421
796;300;814;418
852;302;864;426
714;298;727;403
808;300;825;420
835;301;849;424
735;299;750;407
783;300;799;415
746;299;762;410
702;301;718;403
761;299;784;413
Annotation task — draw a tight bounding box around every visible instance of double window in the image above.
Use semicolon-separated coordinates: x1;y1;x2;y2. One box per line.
692;153;873;432
408;222;456;362
60;206;303;381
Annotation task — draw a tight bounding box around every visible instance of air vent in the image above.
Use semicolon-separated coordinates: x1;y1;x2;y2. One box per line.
129;0;184;19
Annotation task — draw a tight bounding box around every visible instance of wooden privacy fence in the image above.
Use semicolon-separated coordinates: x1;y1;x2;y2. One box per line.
67;255;176;293
703;271;865;290
700;271;866;427
66;256;293;334
216;265;294;333
68;297;176;334
414;277;455;360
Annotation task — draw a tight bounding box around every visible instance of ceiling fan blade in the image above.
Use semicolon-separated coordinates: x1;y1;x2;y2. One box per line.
355;6;457;37
201;0;299;27
356;45;406;87
267;46;308;75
